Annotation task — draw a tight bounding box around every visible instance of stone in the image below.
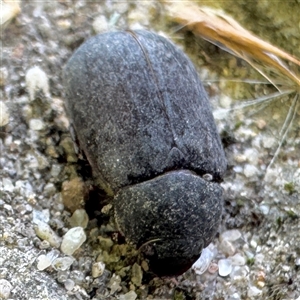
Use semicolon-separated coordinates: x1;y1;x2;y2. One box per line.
220;230;242;242
64;279;75;291
52;256;75;271
29;118;45;131
92;15;109;33
25;66;49;100
219;239;235;257
92;261;105;278
230;253;246;266
37;254;52;270
218;258;232;277
34;220;61;248
247;286;262;297
119;290;137;300
107;274;122;294
69;209;89;229
192;246;214;275
0;101;10;127
243;164;258;178
61;227;86;255
131;263;142;287
0;279;12;299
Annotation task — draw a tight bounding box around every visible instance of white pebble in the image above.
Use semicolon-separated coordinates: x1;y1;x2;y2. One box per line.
118;290;137;300
37;254;52;270
61;227;86;255
0;279;12;299
43;182;56;196
250;239;258;249
244;148;259;165
219;95;232;108
32;209;50;224
259;204;270;215
69;209;89;229
220;230;241;242
92;261;105;278
230;266;249;281
247;286;262;297
262;136;276;149
29;118;45;131
230;253;246;266
243;164;258;178
34;220;61;248
218;258;232;277
219;239;235;257
46;249;60;262
227;293;241;300
64;279;75;291
25;66;49;100
108;274;121;294
52;256;75;271
192;246;214;275
1;178;14;192
92;15;109;33
0;101;9;126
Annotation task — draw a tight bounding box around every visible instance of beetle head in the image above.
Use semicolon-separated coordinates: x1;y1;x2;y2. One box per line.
113;170;223;276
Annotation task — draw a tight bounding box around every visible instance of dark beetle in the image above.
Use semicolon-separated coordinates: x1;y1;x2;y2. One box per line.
63;30;227;276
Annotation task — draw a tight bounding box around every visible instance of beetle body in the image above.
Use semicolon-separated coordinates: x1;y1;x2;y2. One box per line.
64;30;226;276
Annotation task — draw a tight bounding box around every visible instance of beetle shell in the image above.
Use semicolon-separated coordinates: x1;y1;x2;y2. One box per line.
64;30;227;276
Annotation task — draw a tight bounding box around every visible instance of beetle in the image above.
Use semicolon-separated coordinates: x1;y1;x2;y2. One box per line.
63;30;227;276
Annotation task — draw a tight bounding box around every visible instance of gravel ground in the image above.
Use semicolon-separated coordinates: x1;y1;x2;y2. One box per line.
1;1;300;300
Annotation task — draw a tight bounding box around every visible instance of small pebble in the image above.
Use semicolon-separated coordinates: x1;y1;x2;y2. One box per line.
39;240;51;249
207;262;219;274
119;290;137;300
131;263;143;287
52;256;75;271
59;136;78;162
219;239;235;256
243;164;258;178
227;293;241;300
247;286;262;297
92;261;105;278
0;101;10;126
0;279;12;299
230;253;246;266
37;254;52;270
61;227;86;255
69;209;89;229
32;209;50;224
262;136;276;149
220;230;241;242
25;66;49;100
1;178;14;192
64;279;75;291
98;236;114;251
43;183;56;197
0;67;8;86
34;220;61;248
29;118;45;131
107;274;122;294
192;246;214;275
92;15;109;33
230;266;249;281
218;258;232;277
219;95;232;108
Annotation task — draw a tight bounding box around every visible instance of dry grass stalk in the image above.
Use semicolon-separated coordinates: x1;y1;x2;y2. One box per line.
165;2;300;89
165;2;300;172
1;0;21;28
